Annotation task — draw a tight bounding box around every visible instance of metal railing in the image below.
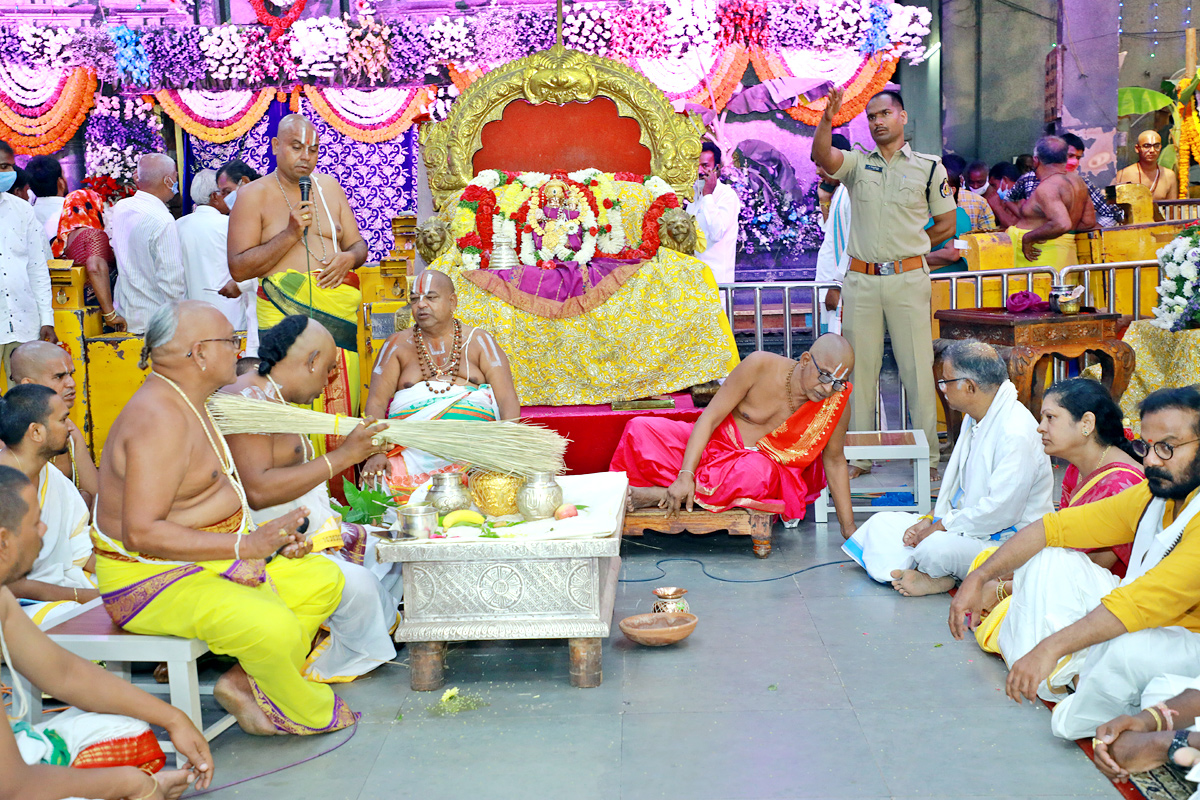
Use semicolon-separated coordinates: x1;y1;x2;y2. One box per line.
717;258;1165;428
1058;259;1161;321
1158;201;1200;222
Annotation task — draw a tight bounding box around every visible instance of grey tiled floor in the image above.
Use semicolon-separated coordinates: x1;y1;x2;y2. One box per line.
188;463;1112;800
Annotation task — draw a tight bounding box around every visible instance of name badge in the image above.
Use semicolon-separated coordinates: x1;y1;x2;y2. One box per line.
865;165;884;173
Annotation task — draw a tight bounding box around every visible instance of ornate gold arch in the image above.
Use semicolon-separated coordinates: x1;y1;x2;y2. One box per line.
420;45;705;210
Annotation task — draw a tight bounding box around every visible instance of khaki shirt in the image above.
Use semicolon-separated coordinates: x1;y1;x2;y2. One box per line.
831;143;957;263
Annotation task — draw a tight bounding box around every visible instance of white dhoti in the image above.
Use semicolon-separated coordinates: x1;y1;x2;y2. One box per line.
383;379;501;501
21;465;95;628
843;511;997;582
1007;488;1200;741
842;381;1053;584
998;547;1118;693
1050;628;1200;740
252;483;398;683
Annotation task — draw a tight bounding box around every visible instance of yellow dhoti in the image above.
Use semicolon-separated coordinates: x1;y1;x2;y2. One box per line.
93;512;356;735
1008;226;1079;270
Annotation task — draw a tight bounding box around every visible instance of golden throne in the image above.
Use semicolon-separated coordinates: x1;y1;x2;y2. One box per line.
417;45;739;406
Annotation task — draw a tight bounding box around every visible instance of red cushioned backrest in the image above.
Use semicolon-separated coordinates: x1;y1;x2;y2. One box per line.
473;98;653;176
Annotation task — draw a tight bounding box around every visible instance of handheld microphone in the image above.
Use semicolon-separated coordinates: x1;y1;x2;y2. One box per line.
298;176;311;235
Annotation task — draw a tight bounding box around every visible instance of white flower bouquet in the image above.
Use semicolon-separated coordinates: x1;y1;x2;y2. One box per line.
1151;224;1200;331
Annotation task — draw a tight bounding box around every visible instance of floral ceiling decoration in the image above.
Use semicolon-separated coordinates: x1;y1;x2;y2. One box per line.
0;0;929;141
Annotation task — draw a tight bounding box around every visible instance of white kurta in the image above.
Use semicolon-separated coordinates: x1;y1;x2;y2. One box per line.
686;181;741;284
20;465;94;628
107;191;186;335
815;184;851;334
32;195;64;241
0;193;54;344
843;381;1054;582
176;205;257;334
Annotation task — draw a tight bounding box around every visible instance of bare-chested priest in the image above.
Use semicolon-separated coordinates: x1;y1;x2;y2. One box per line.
362;269;520;501
227;113;366;429
1009;136;1096;269
92;300;357;736
1113;130;1179;202
610;334;857;536
9;340;98;506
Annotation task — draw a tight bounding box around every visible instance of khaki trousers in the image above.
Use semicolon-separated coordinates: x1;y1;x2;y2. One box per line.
841;266;939;467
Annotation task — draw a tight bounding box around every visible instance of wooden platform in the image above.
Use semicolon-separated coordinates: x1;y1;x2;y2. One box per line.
622;507;774;558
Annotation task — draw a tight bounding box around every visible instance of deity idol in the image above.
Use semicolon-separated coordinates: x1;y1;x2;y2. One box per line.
526;179;583;261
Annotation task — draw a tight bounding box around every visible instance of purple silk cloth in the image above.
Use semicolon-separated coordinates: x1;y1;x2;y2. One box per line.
486;257;642;302
1006;291;1051;313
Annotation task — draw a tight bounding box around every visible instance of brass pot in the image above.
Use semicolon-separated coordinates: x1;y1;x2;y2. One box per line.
516;471;563;521
468;471;522;517
426;472;471;515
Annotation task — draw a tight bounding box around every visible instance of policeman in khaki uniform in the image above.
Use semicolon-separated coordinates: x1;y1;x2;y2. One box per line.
812;88;957;479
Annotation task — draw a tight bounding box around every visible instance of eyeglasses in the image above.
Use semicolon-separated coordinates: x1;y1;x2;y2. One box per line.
809;355;847;391
937;377;967;389
1130;437;1200;461
186;336;241;357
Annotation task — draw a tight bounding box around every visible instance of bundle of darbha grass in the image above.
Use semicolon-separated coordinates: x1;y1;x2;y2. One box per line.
207;393;567;476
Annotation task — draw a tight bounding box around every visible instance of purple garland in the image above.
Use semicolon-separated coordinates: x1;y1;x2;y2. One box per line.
142;27;207;89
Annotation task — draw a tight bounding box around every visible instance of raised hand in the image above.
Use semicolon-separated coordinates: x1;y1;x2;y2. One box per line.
822;87;845;124
286;200;317;239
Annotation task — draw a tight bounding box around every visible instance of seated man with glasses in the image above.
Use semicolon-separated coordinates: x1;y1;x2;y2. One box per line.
611;333;857;536
950;385;1200;742
844;340;1054;595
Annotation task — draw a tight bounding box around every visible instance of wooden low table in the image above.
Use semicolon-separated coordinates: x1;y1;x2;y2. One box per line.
623;507;774;558
375;473;625;691
934;307;1135;444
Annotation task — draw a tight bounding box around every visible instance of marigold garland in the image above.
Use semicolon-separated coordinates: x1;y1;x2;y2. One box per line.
302;84;434;142
749;47;898;127
155;87;274;143
0;67;95;155
1179;99;1199;200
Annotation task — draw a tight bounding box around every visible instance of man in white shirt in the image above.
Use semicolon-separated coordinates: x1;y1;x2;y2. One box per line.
26;155;66;241
0;141;57;381
177;169;257;350
686;142;742;284
844;340;1054;595
815;134;853;334
106;154;187;335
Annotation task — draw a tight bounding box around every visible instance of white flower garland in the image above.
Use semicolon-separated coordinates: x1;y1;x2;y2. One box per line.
1152;236;1200;329
519;184;598;267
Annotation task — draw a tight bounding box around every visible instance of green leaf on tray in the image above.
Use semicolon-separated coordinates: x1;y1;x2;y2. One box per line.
331;478;399;526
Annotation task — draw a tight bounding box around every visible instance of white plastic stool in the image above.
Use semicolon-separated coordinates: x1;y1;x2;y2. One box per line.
24;599;236;766
814;430;931;523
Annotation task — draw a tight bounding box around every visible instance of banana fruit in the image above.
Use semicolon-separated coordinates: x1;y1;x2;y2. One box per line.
442;510;486;528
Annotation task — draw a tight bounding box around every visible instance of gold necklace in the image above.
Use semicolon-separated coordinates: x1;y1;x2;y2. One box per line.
265;374;315;462
1092;444;1112;476
275;171;330;263
155;373;251;525
783;360;799;414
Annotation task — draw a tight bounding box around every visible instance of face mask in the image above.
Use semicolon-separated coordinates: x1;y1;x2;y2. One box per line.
998;188;1012;201
0;171;16;194
169;181;179;196
966;184;988;195
225;189;237;210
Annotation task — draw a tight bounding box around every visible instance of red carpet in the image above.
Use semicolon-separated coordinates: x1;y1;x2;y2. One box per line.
520;392;703;475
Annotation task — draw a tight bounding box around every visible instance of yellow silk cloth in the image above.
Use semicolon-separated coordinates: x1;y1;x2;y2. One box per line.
94;550;355;734
431;248;740;406
256;271;362;457
1084;321;1200;437
967;546;1007;654
1008;227;1079;270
